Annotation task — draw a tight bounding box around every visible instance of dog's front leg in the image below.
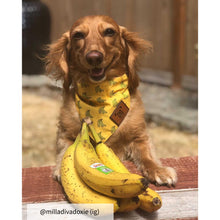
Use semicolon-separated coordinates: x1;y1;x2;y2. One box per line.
130;135;177;187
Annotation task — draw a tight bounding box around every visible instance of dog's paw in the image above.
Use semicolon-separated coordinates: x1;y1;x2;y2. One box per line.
52;166;61;182
143;166;177;187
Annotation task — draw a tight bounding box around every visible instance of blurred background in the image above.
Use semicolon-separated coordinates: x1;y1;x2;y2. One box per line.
22;0;198;168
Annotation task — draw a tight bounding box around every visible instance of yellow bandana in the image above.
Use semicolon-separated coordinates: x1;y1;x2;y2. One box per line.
75;74;130;142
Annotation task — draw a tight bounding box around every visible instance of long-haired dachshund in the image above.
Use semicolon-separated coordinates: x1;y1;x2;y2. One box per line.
45;15;177;187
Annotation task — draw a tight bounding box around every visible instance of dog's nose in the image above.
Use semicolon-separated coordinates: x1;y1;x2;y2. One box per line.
86;51;103;66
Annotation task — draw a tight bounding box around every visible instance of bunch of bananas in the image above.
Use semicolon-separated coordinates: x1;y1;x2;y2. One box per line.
60;118;162;213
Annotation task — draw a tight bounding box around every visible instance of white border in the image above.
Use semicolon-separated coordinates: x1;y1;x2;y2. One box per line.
199;0;220;219
0;1;22;219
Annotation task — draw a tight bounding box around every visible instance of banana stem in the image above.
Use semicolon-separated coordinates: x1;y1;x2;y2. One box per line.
81;121;90;141
73;134;81;146
83;117;92;125
87;122;102;144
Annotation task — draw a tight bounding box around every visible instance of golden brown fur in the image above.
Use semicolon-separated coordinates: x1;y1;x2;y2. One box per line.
45;15;177;187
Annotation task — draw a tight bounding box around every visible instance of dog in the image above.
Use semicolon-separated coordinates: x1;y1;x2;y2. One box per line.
45;15;177;187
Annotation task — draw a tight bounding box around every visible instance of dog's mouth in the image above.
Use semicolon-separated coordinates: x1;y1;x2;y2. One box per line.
89;68;105;82
88;56;116;82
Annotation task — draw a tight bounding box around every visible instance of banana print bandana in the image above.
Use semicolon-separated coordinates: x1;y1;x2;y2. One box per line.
75;74;130;142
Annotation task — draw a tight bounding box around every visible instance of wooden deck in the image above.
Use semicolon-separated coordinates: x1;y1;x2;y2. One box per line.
22;156;198;220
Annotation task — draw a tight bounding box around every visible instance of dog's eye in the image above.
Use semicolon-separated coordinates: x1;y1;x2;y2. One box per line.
73;32;85;40
104;28;115;37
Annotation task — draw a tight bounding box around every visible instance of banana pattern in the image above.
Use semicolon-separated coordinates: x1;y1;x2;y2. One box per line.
87;121;162;213
60;134;119;212
74;121;148;198
75;74;130;142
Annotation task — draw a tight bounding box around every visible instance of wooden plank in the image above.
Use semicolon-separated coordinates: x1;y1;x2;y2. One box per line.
139;68;173;86
172;0;187;87
40;0;197;77
139;68;198;91
22;166;66;203
115;189;198;219
22;156;198;204
41;0;110;41
125;156;198;191
182;74;198;91
185;0;198;77
110;0;130;26
22;189;198;219
125;0;135;31
134;0;173;70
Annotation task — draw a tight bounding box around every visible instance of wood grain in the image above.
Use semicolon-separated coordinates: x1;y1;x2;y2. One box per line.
22;156;198;203
172;0;187;87
40;0;198;77
23;189;198;219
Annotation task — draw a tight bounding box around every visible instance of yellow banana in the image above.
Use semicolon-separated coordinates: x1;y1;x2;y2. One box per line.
60;134;119;213
117;197;140;212
138;188;162;213
87;121;162;213
74;121;148;198
88;120;129;173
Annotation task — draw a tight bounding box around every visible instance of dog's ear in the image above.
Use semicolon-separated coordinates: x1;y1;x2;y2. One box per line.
119;26;153;93
45;31;71;93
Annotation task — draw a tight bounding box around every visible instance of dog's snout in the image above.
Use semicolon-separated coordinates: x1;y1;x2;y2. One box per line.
86;51;103;66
